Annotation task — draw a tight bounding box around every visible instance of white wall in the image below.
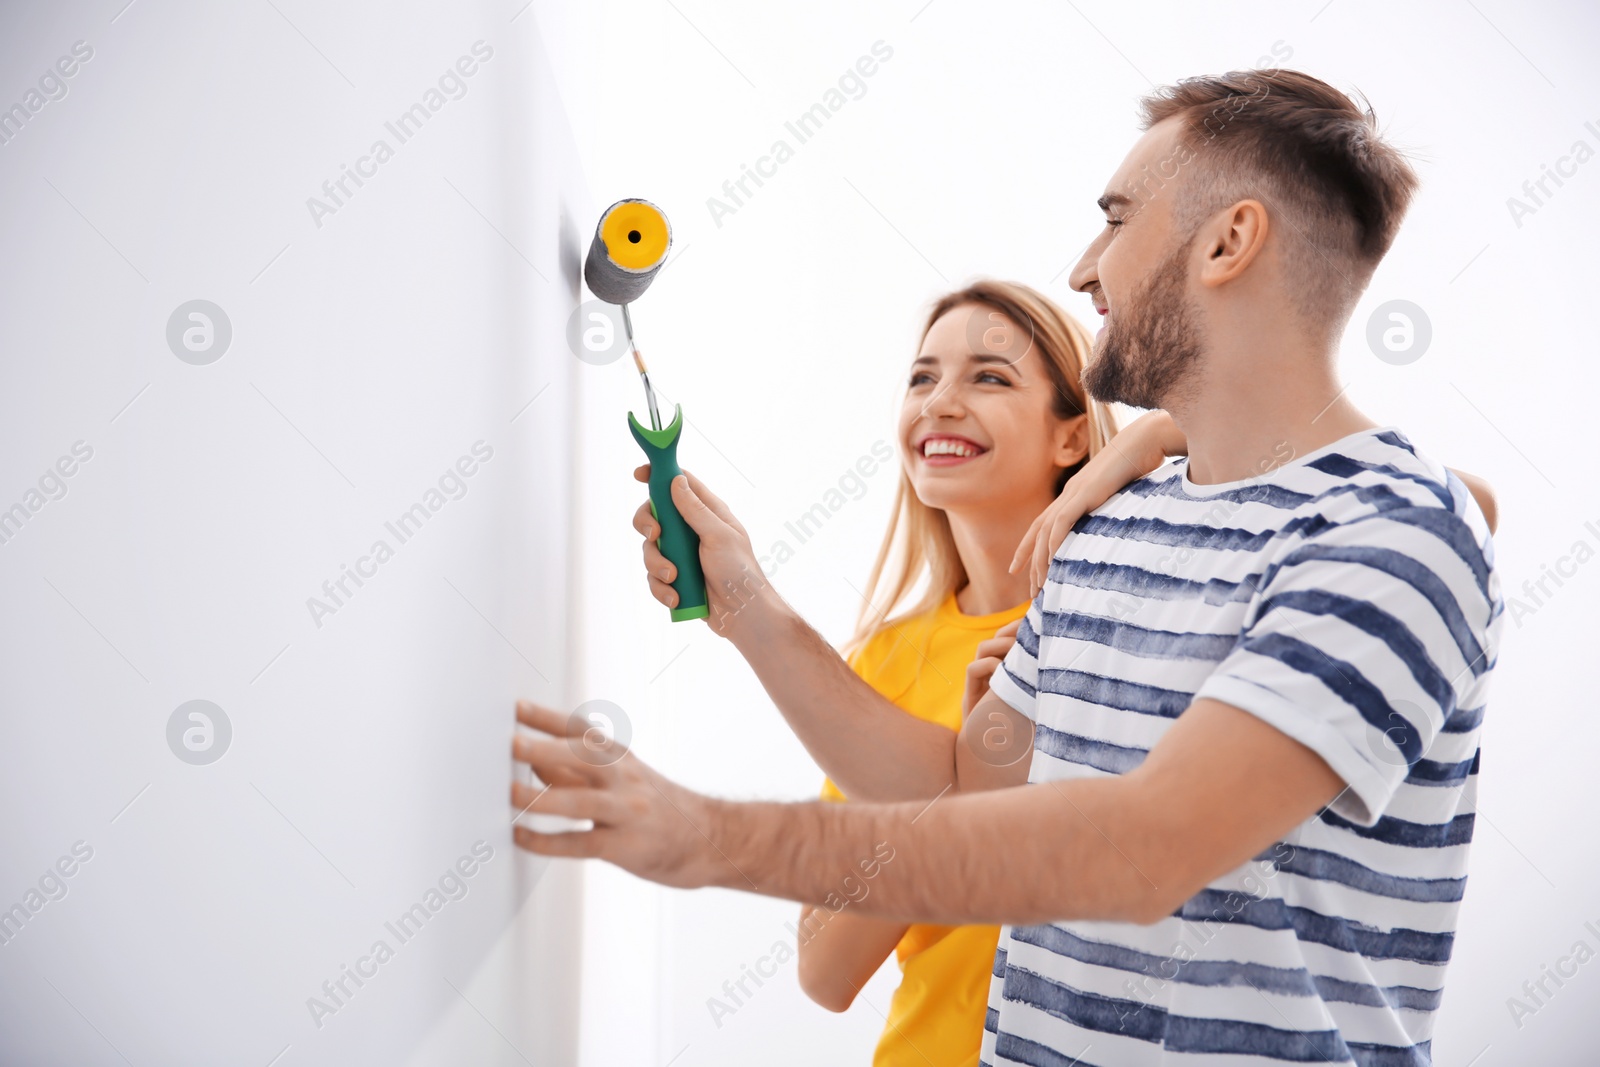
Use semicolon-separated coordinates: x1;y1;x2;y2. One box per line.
0;1;591;1063
572;1;1600;1063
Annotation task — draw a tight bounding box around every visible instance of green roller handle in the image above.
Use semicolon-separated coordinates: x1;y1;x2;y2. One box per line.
628;404;709;622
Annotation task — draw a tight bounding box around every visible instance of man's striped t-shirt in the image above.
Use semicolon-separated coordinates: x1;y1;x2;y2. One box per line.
983;427;1503;1067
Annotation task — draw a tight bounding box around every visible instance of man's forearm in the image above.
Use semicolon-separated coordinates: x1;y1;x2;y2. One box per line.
705;778;1161;926
728;602;957;802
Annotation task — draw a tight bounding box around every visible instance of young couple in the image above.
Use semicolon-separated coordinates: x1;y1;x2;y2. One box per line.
513;68;1503;1066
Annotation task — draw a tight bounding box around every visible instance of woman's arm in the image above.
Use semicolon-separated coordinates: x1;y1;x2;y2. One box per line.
1447;468;1498;534
1011;410;1185;592
795;905;907;1012
1009;416;1501;589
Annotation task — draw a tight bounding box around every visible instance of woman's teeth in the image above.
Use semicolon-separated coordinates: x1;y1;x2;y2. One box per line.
923;438;982;457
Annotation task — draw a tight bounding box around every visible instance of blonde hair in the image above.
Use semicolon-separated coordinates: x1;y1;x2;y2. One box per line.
848;280;1117;653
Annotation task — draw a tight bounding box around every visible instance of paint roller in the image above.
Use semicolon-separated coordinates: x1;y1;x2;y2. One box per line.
584;198;708;622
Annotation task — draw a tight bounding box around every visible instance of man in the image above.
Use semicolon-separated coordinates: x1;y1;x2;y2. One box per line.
513;69;1501;1065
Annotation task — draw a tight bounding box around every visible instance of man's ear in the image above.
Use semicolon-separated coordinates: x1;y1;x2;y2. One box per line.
1054;413;1091;471
1197;199;1269;289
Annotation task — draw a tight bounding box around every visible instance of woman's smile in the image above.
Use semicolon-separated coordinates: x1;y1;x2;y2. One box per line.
916;432;990;467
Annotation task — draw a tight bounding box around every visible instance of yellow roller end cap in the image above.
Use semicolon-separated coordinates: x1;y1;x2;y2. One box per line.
600;200;671;271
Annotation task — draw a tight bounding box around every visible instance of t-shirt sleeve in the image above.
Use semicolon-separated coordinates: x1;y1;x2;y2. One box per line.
1193;504;1498;826
987;598;1044;722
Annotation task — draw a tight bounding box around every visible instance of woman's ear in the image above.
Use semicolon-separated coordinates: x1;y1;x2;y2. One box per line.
1054;413;1091;471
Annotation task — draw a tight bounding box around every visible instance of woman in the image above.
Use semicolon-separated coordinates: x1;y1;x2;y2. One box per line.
792;280;1116;1067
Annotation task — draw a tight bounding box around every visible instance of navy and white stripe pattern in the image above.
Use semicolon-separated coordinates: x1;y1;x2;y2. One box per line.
983;428;1502;1067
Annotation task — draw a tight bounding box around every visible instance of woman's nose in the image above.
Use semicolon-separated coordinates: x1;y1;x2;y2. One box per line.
918;378;966;419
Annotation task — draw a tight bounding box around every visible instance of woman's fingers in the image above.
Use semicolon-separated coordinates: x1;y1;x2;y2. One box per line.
1034;504;1080;590
633;463;651;483
1032;525;1055;589
969;622;1020;710
1010;512;1046;574
967;653;1001;679
963;654;1003;715
1030;516;1056;592
974;635;1013;662
1018;481;1085;582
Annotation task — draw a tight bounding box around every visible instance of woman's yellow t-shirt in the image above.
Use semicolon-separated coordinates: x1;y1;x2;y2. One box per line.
820;591;1029;1067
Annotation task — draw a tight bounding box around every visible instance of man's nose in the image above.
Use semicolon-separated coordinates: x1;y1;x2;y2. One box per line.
1068;234;1104;295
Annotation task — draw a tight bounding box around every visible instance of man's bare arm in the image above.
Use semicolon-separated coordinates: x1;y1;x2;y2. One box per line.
708;698;1344;924
512;698;1344;926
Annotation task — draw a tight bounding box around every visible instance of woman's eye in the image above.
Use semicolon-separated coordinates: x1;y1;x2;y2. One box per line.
977;371;1009;385
909;371;935;386
1105;217;1124;229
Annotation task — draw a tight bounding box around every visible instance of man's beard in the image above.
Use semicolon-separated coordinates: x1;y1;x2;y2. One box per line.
1082;241;1204;410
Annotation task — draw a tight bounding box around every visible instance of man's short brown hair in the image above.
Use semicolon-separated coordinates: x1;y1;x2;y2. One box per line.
1137;69;1420;331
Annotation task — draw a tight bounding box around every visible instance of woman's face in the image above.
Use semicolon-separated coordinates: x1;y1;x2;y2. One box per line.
898;303;1088;516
